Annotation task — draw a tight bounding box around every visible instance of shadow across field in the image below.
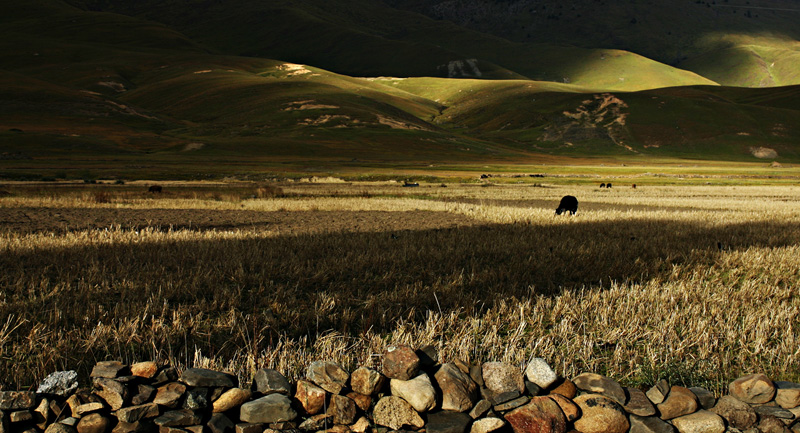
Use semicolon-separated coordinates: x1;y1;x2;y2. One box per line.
2;216;799;383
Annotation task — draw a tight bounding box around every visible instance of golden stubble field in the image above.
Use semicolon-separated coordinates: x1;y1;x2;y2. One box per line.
1;180;799;393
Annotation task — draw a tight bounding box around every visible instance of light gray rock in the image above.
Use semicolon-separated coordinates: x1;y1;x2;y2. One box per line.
307;361;349;395
180;368;236;388
253;369;292;395
390;373;436;413
469;400;491;419
182;388;208;410
37;371;79;397
670;410;725;433
470;417;504;433
239;394;297;424
524;358;558;389
373;396;424;430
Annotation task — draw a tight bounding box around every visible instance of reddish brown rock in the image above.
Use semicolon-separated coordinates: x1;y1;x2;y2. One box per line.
130;362;158;379
573;394;629;433
550;379;577;399
295;380;326;415
329;394;357;425
657;386;697;420
504;396;566;433
382;346;420;381
548;394;580;422
350;367;385;396
346;392;373;412
729;373;776;404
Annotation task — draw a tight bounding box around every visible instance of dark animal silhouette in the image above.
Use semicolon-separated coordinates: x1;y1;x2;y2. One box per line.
555;195;578;215
606;183;613;188
600;183;606;188
148;185;162;193
632;184;636;189
402;181;419;187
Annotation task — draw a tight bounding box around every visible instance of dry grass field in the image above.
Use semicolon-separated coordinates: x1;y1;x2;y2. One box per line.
1;180;799;393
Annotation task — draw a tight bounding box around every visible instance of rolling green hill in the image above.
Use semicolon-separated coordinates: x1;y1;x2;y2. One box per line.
2;0;800;179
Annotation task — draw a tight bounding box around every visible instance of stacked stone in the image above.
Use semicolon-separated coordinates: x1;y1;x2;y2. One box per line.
3;351;800;433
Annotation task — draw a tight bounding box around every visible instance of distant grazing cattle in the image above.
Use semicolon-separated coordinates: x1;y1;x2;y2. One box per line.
148;185;163;193
555;195;578;215
632;184;636;189
606;183;613;188
600;183;606;188
403;181;419;187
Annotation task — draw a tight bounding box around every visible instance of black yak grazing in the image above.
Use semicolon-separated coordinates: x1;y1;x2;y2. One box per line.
555;195;578;215
148;185;162;193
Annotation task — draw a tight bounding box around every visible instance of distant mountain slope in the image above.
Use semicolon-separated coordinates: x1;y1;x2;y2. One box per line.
63;0;716;90
387;0;800;87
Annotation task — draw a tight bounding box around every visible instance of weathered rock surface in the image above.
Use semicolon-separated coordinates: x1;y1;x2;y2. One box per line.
76;413;111;433
153;382;186;408
329;394;357;425
213;388;252;413
628;414;676;433
350;367;385;396
436;363;479;412
729;373;776;404
180;368;236;388
657;386;697;420
709;395;757;429
207;413;235;433
427;411;472;433
775;381;800;409
372;396;424;430
74;402;104;416
382;346;420;381
573;393;629;433
239;394;297;424
298;413;332;431
758;414;792;433
253;369;292;395
153;409;202;427
90;361;127;379
482;362;524;396
45;424;78;433
0;391;36;410
182;388;208;410
37;371;79;397
295;380;326;415
646;380;671;405
670;410;725;433
572;373;626;405
524;359;558;389
347;391;372;412
390;373;437;413
469;400;492;419
93;378;128;411
549;379;576;399
471;417;505;433
548;394;580;422
504;396;566;433
625;387;657;416
131;384;155;406
688;387;715;410
307;361;349;395
754;405;794;420
130;362;158;379
116;403;159;423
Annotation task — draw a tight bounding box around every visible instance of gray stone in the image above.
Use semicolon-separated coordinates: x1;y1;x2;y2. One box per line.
307;361;349;395
755;405;795;419
182;388;209;410
435;363;479;412
207;413;235;433
572;373;627;406
382;346;420;381
757;415;792;433
153;382;187;408
469;400;491;419
38;371;79;397
628;414;676;433
152;367;178;386
470;417;504;433
131;384;155;406
116;403;160;423
469;364;484;388
688;387;715;410
239;393;297;424
524;359;558;389
153;409;202;427
493;396;529;412
180;368;236;388
710;395;757;429
490;391;520;406
299;413;333;431
0;391;36;410
646;380;671;405
427;411;472;433
670;410;725;433
110;420;155;432
253;369;292;395
416;345;438;367
524;381;541;397
373;396;424;430
91;361;127;379
625;387;657;416
350;367;384;396
390;373;436;413
482;362;524;396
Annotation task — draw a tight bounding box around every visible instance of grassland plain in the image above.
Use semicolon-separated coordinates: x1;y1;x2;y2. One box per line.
1;181;799;394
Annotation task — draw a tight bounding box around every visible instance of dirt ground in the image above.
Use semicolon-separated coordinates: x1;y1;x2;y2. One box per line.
0;207;481;235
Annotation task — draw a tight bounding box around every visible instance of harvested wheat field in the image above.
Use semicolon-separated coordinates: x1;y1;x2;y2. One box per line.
1;181;799;393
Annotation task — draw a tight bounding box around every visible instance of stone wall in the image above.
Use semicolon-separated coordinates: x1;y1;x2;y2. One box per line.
2;345;799;433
